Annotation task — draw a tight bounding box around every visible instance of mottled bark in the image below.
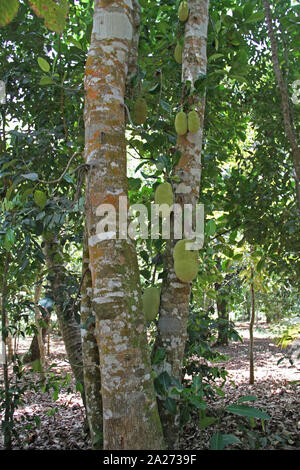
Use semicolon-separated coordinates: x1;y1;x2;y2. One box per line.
84;0;164;450
81;225;103;449
43;233;85;400
152;0;210;449
262;0;300;210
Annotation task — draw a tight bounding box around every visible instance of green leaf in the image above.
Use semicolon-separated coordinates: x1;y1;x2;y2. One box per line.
152;348;166;365
76;381;83;394
214;386;226;398
225;404;271;420
4;228;14;250
165;397;177;415
154;371;171;396
1;159;18;170
38;57;50;72
210;432;240;450
208;53;224;63
29;0;69;34
39;76;54;86
34;190;47;209
237;395;257;403
22;172;38;181
210;432;225;450
246;11;265;23
0;0;19;27
199;416;217;429
188;395;207;409
222;434;240;447
191;375;202;394
206;219;217;237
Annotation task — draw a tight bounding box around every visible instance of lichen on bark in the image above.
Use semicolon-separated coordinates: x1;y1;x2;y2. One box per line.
152;0;210;450
84;0;164;450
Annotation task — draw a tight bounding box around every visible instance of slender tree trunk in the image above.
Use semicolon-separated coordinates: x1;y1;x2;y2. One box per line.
81;225;103;449
249;265;255;385
42;233;85;402
1;251;12;449
34;275;46;374
152;0;210;449
262;0;300;209
84;0;164;450
24;310;50;364
216;297;229;346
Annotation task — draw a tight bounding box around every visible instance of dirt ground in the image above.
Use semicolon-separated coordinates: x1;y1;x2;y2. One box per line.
1;323;299;450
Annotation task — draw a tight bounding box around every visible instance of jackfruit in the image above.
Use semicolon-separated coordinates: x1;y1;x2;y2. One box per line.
174;258;198;283
134;97;147;125
188;110;200;134
154;182;174;207
142;286;161;322
173;239;198;264
174;44;183;64
175;111;187;136
34;190;47;209
178;1;189;22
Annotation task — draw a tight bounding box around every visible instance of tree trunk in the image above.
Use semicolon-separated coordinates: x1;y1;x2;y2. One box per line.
42;233;85;401
24;310;50;364
34;276;46;374
84;0;164;450
1;251;12;449
152;0;210;449
81;225;103;449
262;0;300;209
216;297;229;346
249;265;255;384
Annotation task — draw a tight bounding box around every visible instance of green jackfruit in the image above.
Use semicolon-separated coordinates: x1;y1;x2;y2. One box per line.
175;111;188;136
174;44;183;64
188;110;200;134
178;1;189;22
174;258;198;283
134;97;147;125
154;182;174;207
34;190;47;209
173;239;198;264
142;286;161;322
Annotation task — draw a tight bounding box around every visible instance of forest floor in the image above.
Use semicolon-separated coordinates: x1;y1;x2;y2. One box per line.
1;322;299;450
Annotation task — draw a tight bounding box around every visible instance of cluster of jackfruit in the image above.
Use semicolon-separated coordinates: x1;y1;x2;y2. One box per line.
178;1;189;22
134;97;147;125
173;239;199;283
175;109;200;136
154;182;174;207
142;286;161;322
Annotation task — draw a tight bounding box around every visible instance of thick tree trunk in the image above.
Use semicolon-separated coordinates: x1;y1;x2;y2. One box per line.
81;225;103;449
152;0;210;449
262;0;300;209
84;0;164;450
42;233;85;400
